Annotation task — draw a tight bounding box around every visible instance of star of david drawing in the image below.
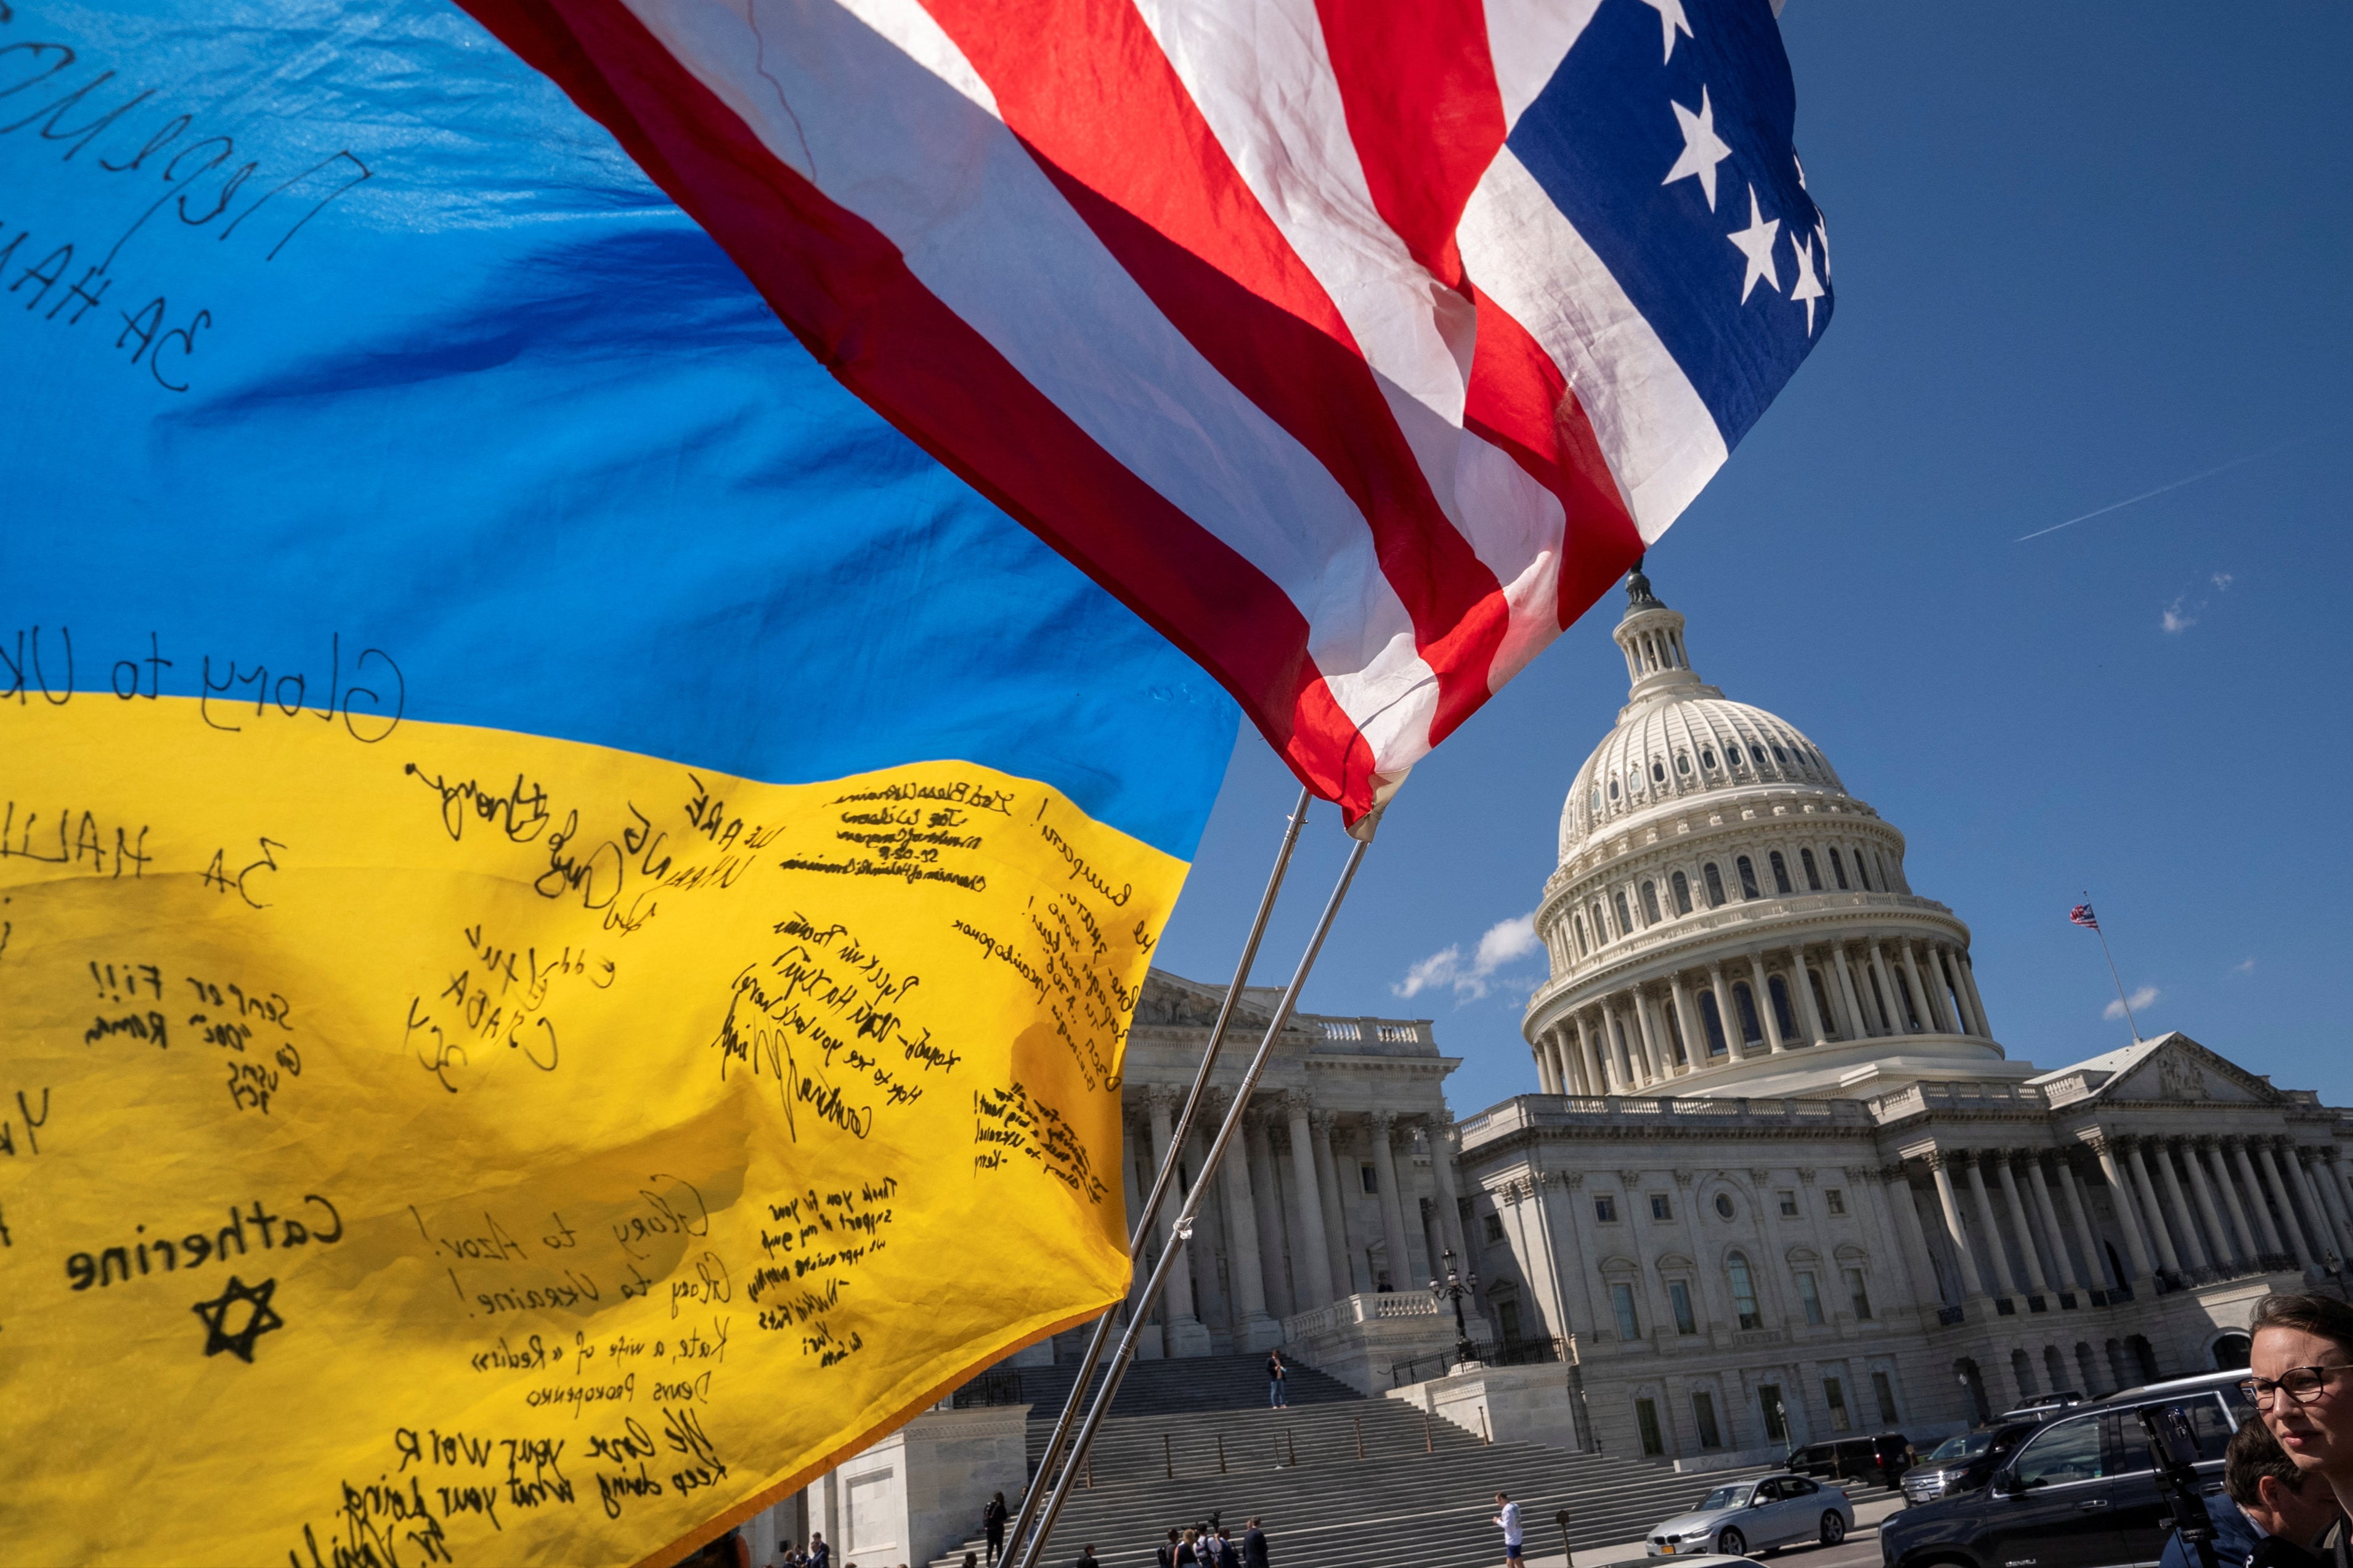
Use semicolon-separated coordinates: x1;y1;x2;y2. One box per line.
191;1275;285;1363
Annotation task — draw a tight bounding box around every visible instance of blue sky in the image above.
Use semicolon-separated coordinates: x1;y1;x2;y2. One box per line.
1154;0;2353;1118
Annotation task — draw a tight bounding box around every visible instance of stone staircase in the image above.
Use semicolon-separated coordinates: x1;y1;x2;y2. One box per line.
924;1357;1824;1568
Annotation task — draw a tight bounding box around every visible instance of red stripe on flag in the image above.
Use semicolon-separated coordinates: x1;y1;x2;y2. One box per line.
457;0;1391;814
917;0;1509;755
1314;0;1505;291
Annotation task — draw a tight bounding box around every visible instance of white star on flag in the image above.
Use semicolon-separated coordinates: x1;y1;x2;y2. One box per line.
1641;0;1694;64
1815;216;1832;280
1727;184;1781;303
1789;232;1824;333
1663;86;1734;211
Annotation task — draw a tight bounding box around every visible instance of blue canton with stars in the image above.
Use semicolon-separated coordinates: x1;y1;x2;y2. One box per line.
1509;0;1830;450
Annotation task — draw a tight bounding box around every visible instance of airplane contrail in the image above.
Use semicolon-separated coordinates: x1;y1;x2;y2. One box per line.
2015;435;2313;543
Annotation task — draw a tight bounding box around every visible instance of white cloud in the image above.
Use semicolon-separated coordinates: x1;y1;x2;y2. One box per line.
2211;572;2234;591
2161;597;2195;634
1396;912;1540;1002
2103;985;2160;1021
2233;957;2256;974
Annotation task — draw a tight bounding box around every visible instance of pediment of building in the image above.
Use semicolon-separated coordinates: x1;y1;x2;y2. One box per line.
2034;1031;2285;1108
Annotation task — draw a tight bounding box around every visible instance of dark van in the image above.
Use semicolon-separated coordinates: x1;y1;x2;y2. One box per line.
1879;1375;2248;1568
1790;1435;1912;1489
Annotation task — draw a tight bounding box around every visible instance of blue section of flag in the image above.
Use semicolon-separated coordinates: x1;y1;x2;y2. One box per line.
0;0;1236;859
1509;0;1829;449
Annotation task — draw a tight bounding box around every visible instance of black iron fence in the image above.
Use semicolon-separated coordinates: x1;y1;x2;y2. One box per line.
952;1368;1026;1407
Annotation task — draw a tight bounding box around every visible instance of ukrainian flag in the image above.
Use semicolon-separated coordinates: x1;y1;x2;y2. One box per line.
0;4;1233;1562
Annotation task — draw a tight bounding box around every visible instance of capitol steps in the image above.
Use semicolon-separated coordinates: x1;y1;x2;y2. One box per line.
924;1359;1814;1568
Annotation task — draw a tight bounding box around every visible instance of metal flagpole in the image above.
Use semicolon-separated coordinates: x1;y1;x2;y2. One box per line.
1001;787;1311;1567
2082;891;2140;1042
1015;812;1380;1568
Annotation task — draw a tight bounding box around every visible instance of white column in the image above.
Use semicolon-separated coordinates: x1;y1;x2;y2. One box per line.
2025;1155;2088;1294
2056;1155;2110;1290
1881;1163;1947;1308
1245;1113;1294;1320
1958;953;1993;1039
1831;944;1867;1040
2231;1139;2287;1259
1215;1098;1278;1348
1429;1117;1470;1267
1927;1153;1982;1299
1576;1010;1612;1094
1869;943;1904;1033
1145;1086;1209;1355
1964;1154;2018;1298
2284;1145;2341;1264
2091;1138;2155;1283
1789;944;1828;1046
2306;1150;2353;1261
1668;974;1700;1073
2201;1141;2260;1268
1632;988;1668;1083
1122;1115;1158;1354
1283;1094;1336;1310
1531;1036;1560;1095
2126;1139;2184;1275
1312;1111;1360;1295
2255;1142;2315;1268
2179;1138;2236;1271
1930;948;1970;1036
1708;965;1737;1059
2152;1139;2211;1270
1368;1113;1415;1291
1994;1155;2050;1298
1900;943;1944;1034
1748;954;1786;1052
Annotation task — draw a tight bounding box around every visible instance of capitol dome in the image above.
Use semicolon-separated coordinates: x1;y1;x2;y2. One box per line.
1522;565;2026;1101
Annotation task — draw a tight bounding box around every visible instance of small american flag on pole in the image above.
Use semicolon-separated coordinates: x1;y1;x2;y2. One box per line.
2070;902;2100;930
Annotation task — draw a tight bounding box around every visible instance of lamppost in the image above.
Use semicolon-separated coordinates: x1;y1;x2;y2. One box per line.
1430;1248;1479;1364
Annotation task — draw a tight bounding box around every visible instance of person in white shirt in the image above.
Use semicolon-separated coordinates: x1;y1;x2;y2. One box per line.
1493;1492;1524;1567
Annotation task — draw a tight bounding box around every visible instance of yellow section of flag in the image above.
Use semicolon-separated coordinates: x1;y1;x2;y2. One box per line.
0;697;1177;1566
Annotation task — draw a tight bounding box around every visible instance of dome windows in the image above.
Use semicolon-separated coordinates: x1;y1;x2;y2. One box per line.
1771;744;1787;764
1640;880;1662;924
1651;759;1665;783
1800;848;1823;892
1727;746;1745;770
1676;752;1691;776
1768;851;1793;895
1607;778;1620;801
1829;848;1850;890
1572;914;1589;956
1590;787;1601;812
1701;747;1718;770
1670;871;1693;916
1750;744;1768;767
1703;863;1727;908
1614;890;1635;935
1736;856;1761;900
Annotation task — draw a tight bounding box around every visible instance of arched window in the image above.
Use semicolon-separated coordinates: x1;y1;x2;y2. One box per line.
1828;847;1849;890
1853;850;1872;892
1699;992;1729;1055
1591;903;1609;944
1702;748;1718;770
1751;744;1768;766
1651;759;1665;782
1703;863;1726;907
1676;752;1691;776
1800;848;1822;891
2044;1346;2068;1392
1671;871;1693;915
1609;778;1620;800
2010;1348;2038;1399
1771;744;1787;764
1614;890;1634;935
1769;851;1793;895
1733;982;1763;1044
1728;745;1745;770
1810;970;1838;1039
1590;787;1602;812
1572;914;1589;956
1726;1251;1762;1330
1640;880;1662;924
1768;975;1797;1040
1736;856;1761;900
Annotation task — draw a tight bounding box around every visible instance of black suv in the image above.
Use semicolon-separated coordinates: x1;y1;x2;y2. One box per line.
1900;1421;2044;1504
1880;1374;2248;1568
1790;1435;1913;1489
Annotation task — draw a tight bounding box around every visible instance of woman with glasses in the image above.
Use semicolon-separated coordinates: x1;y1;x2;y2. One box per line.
2248;1293;2353;1568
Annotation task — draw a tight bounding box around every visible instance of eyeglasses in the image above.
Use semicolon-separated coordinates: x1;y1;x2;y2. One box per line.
2239;1365;2351;1407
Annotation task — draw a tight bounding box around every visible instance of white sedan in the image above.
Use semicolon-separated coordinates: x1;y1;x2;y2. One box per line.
1647;1474;1855;1558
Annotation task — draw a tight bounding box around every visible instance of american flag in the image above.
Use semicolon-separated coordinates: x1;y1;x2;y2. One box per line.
466;0;1832;821
2070;903;2100;930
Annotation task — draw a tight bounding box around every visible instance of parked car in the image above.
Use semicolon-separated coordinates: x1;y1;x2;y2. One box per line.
1900;1421;2043;1504
1649;1474;1856;1558
1790;1434;1913;1489
1879;1381;2249;1568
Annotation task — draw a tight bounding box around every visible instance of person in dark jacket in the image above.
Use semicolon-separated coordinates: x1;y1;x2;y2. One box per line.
1072;1547;1100;1568
983;1492;1010;1566
1241;1516;1269;1568
1267;1350;1289;1408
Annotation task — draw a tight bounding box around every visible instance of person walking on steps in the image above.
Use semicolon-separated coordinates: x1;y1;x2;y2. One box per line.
1157;1529;1181;1568
1494;1492;1525;1568
1241;1517;1269;1568
1267;1349;1289;1408
983;1492;1009;1566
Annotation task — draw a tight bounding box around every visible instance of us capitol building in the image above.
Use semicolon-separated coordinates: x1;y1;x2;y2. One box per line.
1102;566;2353;1460
778;569;2353;1561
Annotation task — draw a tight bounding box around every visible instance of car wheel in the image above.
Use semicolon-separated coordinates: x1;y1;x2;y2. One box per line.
1820;1513;1847;1546
1718;1529;1747;1556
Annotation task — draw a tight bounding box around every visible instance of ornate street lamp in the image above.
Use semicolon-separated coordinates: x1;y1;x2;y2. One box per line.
1429;1248;1479;1364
